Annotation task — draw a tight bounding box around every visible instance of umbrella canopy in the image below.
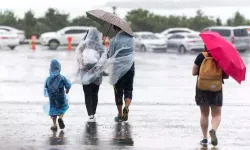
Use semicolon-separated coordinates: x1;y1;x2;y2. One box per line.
199;31;246;84
86;9;133;37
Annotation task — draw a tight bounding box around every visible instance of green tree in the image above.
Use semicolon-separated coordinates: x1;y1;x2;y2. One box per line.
71;16;99;27
126;9;156;32
226;11;250;26
42;8;69;31
187;10;216;31
20;10;37;38
0;10;18;27
216;17;222;26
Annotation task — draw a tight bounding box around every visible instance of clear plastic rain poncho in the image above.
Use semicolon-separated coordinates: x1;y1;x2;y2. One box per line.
108;31;135;85
75;28;107;85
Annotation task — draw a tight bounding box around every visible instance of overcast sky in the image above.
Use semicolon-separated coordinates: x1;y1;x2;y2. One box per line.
1;0;250;22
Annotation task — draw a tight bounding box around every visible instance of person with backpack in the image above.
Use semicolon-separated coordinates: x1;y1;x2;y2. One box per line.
75;28;107;122
192;46;229;147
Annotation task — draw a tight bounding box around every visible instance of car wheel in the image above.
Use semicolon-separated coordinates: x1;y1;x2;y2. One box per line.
49;40;59;50
9;46;16;50
140;45;147;52
178;45;186;54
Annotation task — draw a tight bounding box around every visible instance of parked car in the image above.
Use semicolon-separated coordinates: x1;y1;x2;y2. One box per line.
237;26;250;36
134;32;167;52
202;26;250;52
155;28;199;40
0;26;25;43
167;33;204;53
0;29;19;50
40;26;92;50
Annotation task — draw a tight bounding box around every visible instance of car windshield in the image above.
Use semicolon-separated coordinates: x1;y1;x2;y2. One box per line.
210;29;231;37
187;35;200;39
141;34;159;39
233;29;248;37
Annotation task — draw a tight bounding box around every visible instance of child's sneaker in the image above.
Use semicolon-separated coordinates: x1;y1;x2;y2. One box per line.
88;115;96;122
209;129;218;146
58;118;65;129
200;139;208;147
123;106;129;121
114;116;123;122
50;125;57;131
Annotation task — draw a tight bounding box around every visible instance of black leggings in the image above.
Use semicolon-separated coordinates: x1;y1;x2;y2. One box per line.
83;84;100;116
114;64;135;106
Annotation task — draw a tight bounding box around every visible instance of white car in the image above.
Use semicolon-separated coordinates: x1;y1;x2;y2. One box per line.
0;29;19;50
0;26;25;43
134;32;167;52
167;33;204;53
156;28;199;40
40;26;92;50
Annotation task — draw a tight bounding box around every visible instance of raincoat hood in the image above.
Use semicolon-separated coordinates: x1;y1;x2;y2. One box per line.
85;28;102;43
47;59;63;93
50;59;61;76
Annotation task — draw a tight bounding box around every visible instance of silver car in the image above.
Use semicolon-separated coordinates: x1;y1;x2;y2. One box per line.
134;32;167;52
202;26;250;52
166;33;204;53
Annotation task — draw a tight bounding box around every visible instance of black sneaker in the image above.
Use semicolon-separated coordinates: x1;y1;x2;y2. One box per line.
200;139;208;147
58;118;65;129
122;106;129;121
209;129;218;146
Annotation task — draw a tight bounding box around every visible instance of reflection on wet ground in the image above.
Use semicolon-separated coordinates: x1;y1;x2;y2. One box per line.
112;123;134;146
49;130;66;146
0;46;250;149
83;122;99;146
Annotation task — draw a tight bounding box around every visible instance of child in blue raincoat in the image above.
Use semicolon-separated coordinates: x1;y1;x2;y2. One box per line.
44;59;72;131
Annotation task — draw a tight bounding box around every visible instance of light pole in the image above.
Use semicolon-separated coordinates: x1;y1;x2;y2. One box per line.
112;6;117;14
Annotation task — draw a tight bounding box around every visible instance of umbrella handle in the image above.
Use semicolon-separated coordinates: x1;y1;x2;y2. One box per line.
103;25;112;44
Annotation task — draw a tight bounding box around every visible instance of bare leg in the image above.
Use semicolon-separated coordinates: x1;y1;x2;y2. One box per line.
117;105;123;116
211;105;222;131
200;105;210;139
51;116;58;131
125;98;132;107
209;105;221;146
59;114;64;119
52;116;57;126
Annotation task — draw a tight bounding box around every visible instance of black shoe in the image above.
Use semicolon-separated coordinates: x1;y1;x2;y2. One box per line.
122;106;129;121
209;129;218;146
200;139;208;147
58;118;65;129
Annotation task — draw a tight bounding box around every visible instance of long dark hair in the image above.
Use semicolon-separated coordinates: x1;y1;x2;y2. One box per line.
204;45;212;57
204;46;208;52
113;25;121;32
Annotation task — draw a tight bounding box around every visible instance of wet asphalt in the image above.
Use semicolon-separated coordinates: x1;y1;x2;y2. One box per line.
0;45;250;150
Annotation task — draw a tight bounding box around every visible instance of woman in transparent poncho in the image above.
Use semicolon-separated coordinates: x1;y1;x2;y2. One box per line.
108;25;135;122
76;28;107;122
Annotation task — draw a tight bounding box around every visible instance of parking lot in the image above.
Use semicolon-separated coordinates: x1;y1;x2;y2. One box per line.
0;45;250;149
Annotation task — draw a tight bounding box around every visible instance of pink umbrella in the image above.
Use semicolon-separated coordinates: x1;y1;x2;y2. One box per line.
199;31;246;84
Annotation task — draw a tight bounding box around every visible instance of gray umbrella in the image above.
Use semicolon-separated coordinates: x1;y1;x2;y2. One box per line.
86;9;133;37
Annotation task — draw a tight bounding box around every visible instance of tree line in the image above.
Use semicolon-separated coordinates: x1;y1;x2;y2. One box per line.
1;8;250;38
